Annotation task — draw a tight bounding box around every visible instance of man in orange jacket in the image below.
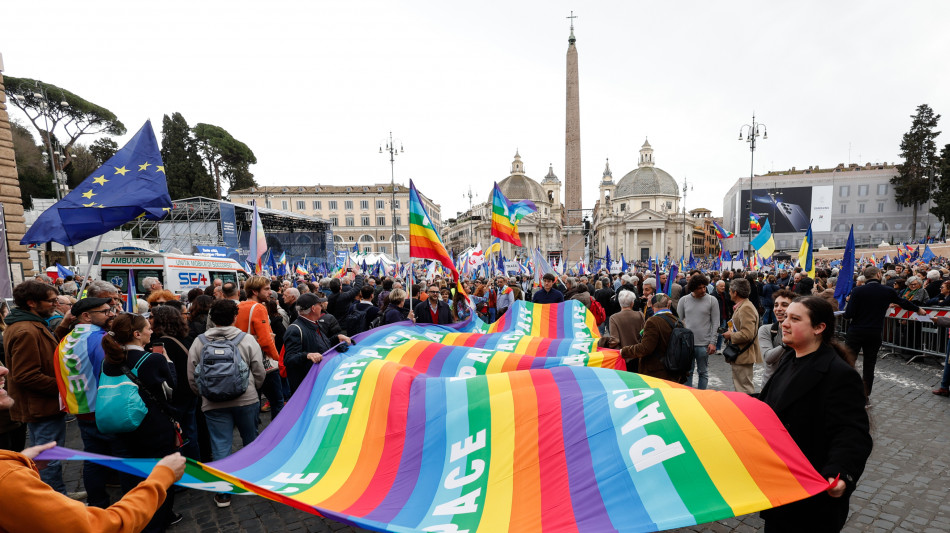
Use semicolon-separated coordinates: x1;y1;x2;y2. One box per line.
235;276;283;418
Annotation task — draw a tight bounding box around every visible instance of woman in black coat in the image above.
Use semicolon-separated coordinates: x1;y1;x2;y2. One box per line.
759;296;872;532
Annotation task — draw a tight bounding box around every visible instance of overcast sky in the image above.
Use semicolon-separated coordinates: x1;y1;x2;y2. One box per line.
3;1;949;220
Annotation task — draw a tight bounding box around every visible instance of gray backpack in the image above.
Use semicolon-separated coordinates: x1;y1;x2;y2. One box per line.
195;332;249;402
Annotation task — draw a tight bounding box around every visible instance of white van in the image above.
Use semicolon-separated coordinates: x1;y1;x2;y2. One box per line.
97;247;248;297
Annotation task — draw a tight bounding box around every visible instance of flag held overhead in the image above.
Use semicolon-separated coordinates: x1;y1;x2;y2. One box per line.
22;120;172;246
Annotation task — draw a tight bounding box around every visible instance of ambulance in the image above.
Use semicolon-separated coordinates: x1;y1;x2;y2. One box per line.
97;247;248;296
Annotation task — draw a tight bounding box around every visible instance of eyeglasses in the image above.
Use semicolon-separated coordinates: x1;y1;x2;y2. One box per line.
427;290;439;294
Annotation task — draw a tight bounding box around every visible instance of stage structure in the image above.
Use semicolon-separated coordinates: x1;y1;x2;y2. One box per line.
128;197;334;267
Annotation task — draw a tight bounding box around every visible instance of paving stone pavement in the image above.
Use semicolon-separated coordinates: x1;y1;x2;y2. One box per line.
55;348;949;532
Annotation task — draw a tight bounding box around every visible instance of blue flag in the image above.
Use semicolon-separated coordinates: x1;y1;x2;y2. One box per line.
834;225;855;310
665;264;679;296
922;244;936;262
605;246;612;273
621;253;627;273
126;269;136;313
721;250;732;262
22;121;171;246
55;262;74;278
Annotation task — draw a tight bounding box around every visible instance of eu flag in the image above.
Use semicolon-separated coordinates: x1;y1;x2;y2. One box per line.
22;121;171;246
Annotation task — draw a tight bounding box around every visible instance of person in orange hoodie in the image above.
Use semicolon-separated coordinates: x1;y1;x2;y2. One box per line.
234;276;283;419
0;363;186;533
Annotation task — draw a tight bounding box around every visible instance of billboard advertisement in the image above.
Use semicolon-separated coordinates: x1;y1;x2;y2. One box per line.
736;185;832;234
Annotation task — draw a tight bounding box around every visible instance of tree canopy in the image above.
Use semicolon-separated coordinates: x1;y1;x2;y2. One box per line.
9;121;54;210
161;112;216;199
891;104;941;240
933;143;950;231
4;76;126;168
192;122;257;198
89;137;119;165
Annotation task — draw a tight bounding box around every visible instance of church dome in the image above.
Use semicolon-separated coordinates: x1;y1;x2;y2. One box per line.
497;151;549;205
614;167;679;197
498;174;548;204
613;138;679;198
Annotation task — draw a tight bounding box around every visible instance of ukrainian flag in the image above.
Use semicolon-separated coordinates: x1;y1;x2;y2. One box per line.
751;219;776;258
797;223;815;279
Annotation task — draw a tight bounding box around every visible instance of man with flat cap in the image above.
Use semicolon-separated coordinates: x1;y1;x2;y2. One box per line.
283;293;354;394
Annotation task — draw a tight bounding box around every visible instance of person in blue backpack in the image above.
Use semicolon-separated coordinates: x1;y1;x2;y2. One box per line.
100;313;181;531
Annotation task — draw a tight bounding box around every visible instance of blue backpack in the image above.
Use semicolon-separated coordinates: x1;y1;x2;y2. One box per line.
96;354;151;434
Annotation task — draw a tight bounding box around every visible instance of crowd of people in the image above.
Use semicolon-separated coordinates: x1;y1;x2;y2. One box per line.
2;257;949;532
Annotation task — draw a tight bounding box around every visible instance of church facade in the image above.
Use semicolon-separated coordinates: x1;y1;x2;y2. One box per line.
591;140;695;263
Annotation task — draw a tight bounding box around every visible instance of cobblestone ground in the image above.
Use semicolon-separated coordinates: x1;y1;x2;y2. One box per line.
56;348;950;532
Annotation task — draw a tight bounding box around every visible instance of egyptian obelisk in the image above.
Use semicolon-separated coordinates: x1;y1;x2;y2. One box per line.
564;14;583;257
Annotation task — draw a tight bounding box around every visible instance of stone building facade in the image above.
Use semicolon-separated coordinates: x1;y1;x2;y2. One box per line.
229;183;441;260
0;55;35;283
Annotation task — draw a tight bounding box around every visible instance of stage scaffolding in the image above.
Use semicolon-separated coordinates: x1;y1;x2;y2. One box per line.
128;197;335;266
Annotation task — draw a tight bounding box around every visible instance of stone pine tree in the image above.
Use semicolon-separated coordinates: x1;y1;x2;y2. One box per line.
4;76;126;168
192;123;257;199
160;112;215;199
891;104;941;240
89;137;118;164
933;143;950;240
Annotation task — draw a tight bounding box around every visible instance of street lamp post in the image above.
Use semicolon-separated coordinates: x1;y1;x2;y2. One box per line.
380;132;403;260
738;114;767;258
682;176;692;262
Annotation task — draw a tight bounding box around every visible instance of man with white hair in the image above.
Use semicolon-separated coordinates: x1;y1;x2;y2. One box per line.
281;287;300;325
607;290;644;371
924;270;943;300
140;276;162;298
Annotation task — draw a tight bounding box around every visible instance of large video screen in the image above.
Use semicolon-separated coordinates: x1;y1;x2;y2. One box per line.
736;186;832;234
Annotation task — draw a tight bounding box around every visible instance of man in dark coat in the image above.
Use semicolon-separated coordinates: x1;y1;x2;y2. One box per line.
620;294;686;383
844;265;924;397
414;283;453;325
326;273;364;321
532;274;564;304
283;293;353;394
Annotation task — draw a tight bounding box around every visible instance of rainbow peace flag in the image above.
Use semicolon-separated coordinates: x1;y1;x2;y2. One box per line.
54;324;108;414
249;200;267;275
749;213;762;231
294;265;308;276
42;301;830;533
490;182;537;247
712;220;735;239
409;180;459;281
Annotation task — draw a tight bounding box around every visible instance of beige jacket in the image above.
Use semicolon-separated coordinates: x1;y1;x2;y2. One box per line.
729;299;763;365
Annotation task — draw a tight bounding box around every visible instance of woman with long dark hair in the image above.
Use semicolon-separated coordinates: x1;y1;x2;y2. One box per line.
151;305;199;462
186;295;213;344
758;296;872;532
101;313;180;531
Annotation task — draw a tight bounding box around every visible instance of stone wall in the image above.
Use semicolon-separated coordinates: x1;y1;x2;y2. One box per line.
0;60;36;280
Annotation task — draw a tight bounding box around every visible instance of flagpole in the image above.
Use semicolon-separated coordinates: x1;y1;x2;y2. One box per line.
76;234;104;297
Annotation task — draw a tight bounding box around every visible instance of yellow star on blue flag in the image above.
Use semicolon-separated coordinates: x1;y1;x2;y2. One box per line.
21;120;172;246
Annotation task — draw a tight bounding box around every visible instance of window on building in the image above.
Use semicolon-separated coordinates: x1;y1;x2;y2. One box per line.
394;200;401;209
858;203;865;214
877;184;888;195
345;216;354;226
348;236;354;241
620;203;626;212
878;202;884;213
329;200;337;210
641;201;650;209
858;185;868;196
394;215;402;225
376;200;385;209
330;216;338;226
297;200;305;210
281;200;288;210
840;204;847;214
363;247;372;253
839;185;850;197
345;200;353;210
376;215;386;226
313;200;321;210
360;200;369;210
897;204;903;212
378;245;387;254
361;216;370;226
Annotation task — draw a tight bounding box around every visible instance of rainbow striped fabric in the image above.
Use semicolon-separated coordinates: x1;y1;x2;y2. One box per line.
249;200;267;274
409;180;458;281
490;182;537;246
54;324;108;414
41;301;830;533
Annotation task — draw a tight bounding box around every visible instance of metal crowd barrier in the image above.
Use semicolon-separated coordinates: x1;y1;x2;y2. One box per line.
879;307;948;364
